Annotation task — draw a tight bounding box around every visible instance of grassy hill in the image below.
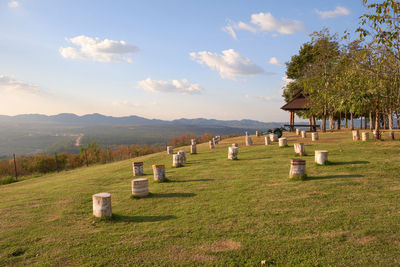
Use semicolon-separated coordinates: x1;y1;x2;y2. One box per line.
1;131;400;266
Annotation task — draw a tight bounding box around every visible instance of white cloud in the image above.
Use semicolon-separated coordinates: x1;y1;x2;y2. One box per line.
8;1;19;8
236;21;257;33
190;49;266;80
315;6;350;19
223;12;304;38
138;78;203;95
222;25;237;40
59;35;139;63
269;57;283;66
0;75;39;94
282;76;294;88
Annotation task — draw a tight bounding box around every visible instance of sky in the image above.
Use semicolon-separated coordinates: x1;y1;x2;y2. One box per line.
0;0;366;122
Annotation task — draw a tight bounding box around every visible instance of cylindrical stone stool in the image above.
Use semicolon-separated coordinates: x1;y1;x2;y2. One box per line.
296;129;301;136
389;131;395;140
191;139;196;145
311;132;319;141
373;130;379;139
152;164;166;182
132;162;144;176
131;178;149;197
245;136;253;146
278;137;287;147
190;144;197;154
167;146;173;155
352;130;360;141
294;143;305;156
301;131;307;138
228;146;238;160
232;143;238;148
92;193;112;218
315;150;328;165
178;150;186;164
209;140;215;149
270;133;278;142
289;159;306;179
361;132;369;141
173;154;183;167
256;131;260;137
265;136;271;145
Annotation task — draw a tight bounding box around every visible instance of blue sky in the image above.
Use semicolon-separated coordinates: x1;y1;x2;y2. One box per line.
0;0;365;121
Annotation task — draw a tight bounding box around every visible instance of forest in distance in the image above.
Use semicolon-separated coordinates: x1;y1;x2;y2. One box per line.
0;116;282;159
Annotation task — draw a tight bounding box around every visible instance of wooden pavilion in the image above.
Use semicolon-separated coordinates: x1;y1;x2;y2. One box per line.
280;89;318;132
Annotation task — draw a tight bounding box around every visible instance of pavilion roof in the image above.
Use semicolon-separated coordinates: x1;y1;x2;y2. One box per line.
280;89;309;111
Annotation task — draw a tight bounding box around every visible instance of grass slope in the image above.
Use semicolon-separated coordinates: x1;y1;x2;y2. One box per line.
0;131;400;266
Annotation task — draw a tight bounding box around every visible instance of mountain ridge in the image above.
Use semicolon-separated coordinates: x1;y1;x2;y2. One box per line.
0;113;283;128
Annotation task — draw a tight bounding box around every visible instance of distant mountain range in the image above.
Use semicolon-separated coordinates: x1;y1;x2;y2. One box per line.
0;113;284;129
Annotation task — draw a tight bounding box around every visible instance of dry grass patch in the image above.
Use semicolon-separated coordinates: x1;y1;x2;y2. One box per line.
351;235;376;245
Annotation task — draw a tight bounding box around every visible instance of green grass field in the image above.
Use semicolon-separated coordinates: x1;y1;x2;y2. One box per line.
1;130;400;266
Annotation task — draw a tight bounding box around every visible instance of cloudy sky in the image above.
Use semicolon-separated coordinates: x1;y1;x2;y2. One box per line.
0;0;365;121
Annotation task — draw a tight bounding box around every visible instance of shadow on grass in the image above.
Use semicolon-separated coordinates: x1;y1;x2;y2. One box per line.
305;174;363;180
241;157;270;161
329;161;370;165
171;179;214;183
148;192;197;198
112;214;177;223
187;159;217;164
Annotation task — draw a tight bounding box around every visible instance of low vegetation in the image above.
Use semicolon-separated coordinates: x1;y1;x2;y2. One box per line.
0;130;399;266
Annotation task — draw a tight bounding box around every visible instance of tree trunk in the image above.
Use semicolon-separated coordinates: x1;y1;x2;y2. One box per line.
364;115;367;129
360;117;363;129
350;113;354;130
397;112;400;129
389;110;394;139
329;113;334;130
321;111;326;132
369;112;373;131
375;110;380;140
336;117;340;130
383;113;387;129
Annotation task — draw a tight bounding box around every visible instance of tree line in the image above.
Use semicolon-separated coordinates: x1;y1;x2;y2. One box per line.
0;132;236;180
283;0;400;138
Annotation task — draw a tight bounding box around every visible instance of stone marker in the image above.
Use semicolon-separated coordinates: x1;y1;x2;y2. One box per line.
361;132;369;141
190;144;197;154
256;131;260;137
173;154;183;167
296;129;301;136
228;146;238;160
232;143;238;148
289;159;306;179
152;164;166;182
278;137;287;147
270;133;278;142
265;136;271;145
177;150;186;164
311;132;319;141
131;178;149;197
245;136;253;146
245;131;249;136
294;143;305;156
315;150;328;165
92;192;112;218
167;146;173;155
132;162;144;176
209;140;215;149
191;139;196;145
213;137;218;145
301;131;307;138
352;130;360;141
